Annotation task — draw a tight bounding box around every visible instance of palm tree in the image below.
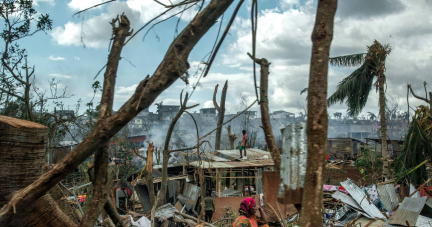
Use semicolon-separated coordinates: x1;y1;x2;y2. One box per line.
367;112;377;121
327;40;391;178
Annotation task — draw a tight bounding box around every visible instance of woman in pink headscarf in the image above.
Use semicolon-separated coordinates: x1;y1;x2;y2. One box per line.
233;197;268;227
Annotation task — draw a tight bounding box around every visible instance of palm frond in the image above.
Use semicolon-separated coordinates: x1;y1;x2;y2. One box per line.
327;61;375;116
300;88;308;95
329;53;367;67
394;118;432;185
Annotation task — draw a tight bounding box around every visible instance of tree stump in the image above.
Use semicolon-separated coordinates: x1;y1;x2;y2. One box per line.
0;115;48;206
0;115;76;226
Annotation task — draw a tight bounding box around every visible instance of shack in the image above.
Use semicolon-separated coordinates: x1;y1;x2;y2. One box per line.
364;137;404;157
327;138;365;159
183;148;275;197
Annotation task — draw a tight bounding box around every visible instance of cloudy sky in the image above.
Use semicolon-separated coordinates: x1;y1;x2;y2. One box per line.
20;0;432;118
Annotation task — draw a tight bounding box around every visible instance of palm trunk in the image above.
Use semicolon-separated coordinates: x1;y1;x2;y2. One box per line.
379;77;389;179
300;0;337;226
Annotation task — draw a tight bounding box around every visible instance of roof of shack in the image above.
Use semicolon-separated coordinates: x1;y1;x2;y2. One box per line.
188;148;274;169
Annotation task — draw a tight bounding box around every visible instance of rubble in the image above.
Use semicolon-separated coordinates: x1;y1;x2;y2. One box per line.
320;177;432;227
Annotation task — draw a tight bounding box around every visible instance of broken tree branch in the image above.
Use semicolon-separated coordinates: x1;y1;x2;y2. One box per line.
79;14;131;227
213;84;220;113
408;84;430;103
202;0;245;78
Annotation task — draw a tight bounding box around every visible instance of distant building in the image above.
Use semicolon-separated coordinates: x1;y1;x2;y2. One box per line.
271;110;294;119
237;110;258;119
137;108;150;117
157;105;180;121
200;108;216;122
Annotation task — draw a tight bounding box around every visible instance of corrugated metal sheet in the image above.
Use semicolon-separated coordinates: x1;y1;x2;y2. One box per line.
340;178;386;220
426;197;432;208
188;159;274;169
334;204;352;221
280;121;307;190
216;149;270;160
277;122;307;204
388;196;427;226
256;167;263;194
134;184;152;213
181;182;200;210
332;191;362;210
377;183;399;211
154;203;178;220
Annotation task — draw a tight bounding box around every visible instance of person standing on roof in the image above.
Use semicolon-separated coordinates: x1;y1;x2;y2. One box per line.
240;130;248;160
204;191;215;223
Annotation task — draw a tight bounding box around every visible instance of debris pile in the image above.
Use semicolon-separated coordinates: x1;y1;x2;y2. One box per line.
321;178;432;226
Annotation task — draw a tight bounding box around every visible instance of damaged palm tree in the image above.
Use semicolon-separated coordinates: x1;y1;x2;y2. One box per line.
328;40;392;179
301;0;337;226
213;81;228;150
0;0;235;225
395;83;432;185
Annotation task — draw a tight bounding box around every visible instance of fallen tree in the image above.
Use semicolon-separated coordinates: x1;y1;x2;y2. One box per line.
0;0;235;225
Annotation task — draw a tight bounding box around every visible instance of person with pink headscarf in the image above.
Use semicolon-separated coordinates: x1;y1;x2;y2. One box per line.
233;197;268;227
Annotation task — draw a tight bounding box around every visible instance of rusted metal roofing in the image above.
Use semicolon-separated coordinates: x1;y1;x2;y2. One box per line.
154;203;178;220
377;183;399;211
340;178;386;220
388;196;427;226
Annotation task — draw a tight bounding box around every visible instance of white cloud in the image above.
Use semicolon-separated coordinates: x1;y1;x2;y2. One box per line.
53;0;202;49
49;73;76;79
48;55;65;61
221;0;432;116
33;0;55;6
74;56;80;60
67;0;109;11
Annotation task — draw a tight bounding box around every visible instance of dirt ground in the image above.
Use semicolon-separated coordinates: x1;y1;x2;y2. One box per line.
324;163;379;186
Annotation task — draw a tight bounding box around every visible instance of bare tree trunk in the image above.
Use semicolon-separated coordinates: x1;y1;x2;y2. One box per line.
227;125;237;149
0;1;234;225
379;77;389;179
78;14;132;227
214;81;228;150
145;143;156;208
300;0;337;226
156;92;198;208
247;53;281;173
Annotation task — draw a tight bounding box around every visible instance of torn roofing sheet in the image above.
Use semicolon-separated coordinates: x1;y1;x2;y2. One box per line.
340;178;386;220
377;183;399;211
154;203;178;220
388;196;427;226
426;197;432;208
332;191;362;210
